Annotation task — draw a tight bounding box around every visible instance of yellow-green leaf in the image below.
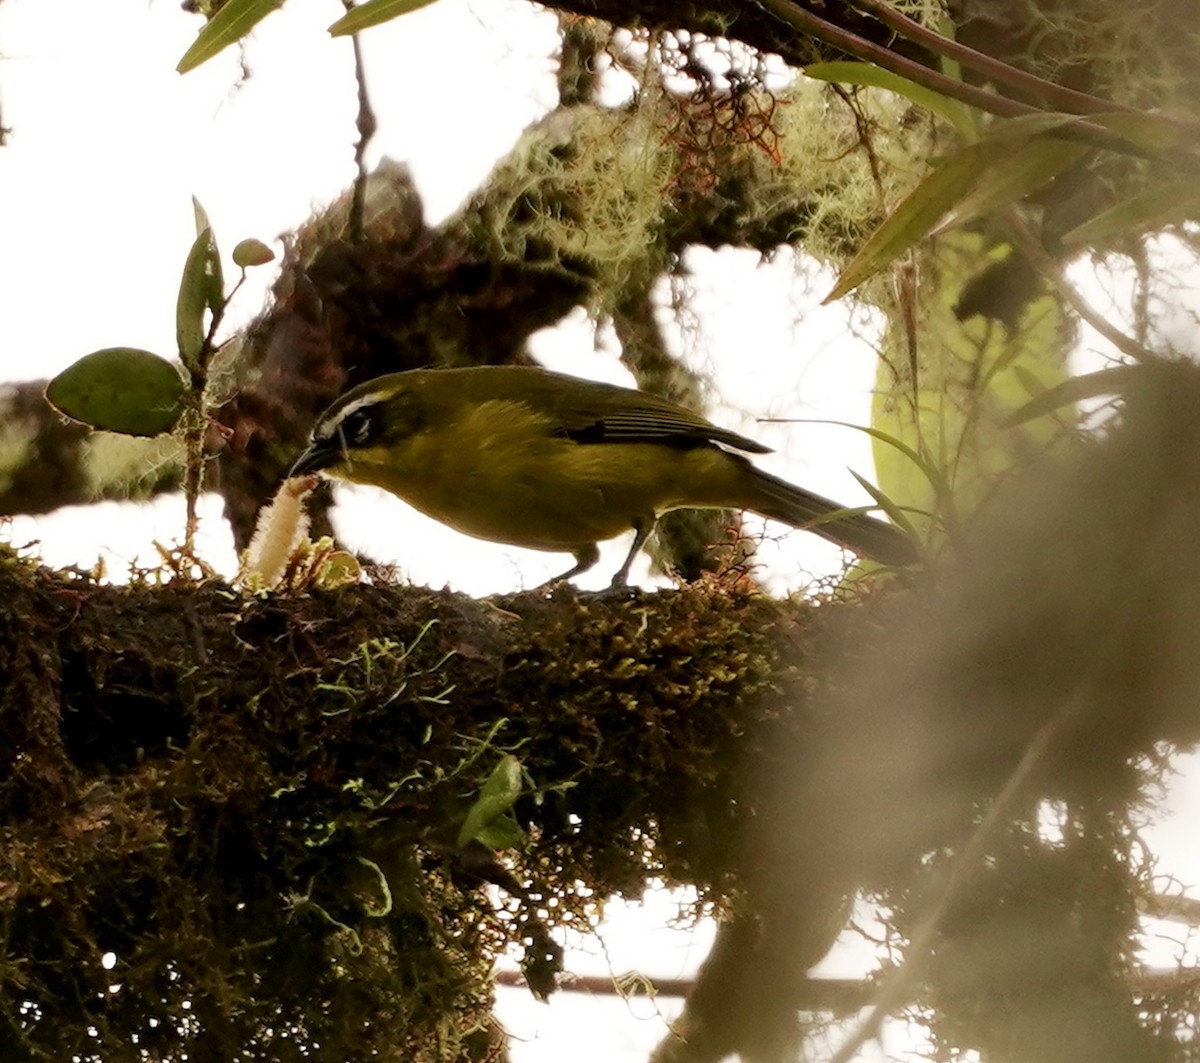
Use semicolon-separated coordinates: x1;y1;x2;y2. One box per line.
232;237;275;268
824;113;1111;302
314;550;362;590
825;142;993;303
46;348;185;437
189;198;225;301
1063;177;1200;247
475;815;526;851
835;420;953;509
1088;111;1191;155
191;195;213;239
869;228;1075;537
329;0;441;36
1003;365;1142;426
847;470;922;543
990;110;1190;156
933;137;1089;234
457;755;522;849
177;0;284;73
177;227;223;371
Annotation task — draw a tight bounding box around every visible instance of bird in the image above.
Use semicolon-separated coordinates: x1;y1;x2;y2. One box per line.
288;365;916;585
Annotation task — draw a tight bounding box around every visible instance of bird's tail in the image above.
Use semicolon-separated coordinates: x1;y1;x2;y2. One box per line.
744;465;917;566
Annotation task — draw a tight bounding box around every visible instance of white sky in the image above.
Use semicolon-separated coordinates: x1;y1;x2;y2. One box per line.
2;1;1198;1059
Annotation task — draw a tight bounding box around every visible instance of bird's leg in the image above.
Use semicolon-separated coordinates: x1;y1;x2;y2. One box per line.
545;543;601;585
610;519;653;588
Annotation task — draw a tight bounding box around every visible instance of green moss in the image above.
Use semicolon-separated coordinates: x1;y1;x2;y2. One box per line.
84;432;185;500
470;101;680;314
0;560;809;1061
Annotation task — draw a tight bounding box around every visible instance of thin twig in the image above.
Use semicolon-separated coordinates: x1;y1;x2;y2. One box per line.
181;400;206;554
344;0;378;242
180;272;244;554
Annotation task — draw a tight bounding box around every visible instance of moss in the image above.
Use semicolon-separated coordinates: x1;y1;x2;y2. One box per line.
0;558;809;1061
469;101;680;315
83;432;185;501
0;518;1188;1060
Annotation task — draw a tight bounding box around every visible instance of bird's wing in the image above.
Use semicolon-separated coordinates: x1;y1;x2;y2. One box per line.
493;368;772;455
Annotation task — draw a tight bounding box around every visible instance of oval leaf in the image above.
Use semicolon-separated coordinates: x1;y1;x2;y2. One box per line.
315;550;362;590
232;237;275;268
177;0;284;73
475;815;527;852
329;0;441;36
46;348;185;437
457;754;522;849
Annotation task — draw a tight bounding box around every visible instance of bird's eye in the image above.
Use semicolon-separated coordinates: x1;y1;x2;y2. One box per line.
340;406;379;448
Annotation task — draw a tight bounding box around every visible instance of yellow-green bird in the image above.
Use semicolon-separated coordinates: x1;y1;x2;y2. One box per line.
289;365;915;585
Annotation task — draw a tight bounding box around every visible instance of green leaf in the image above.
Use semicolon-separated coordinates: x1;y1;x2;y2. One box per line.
933;137;1089;234
824;113;1111;303
1062;177;1200;247
1003;365;1142;426
232;237;275;268
980;110;1189;155
804;61;974;136
1087;111;1191;155
46;348;186;437
971;111;1089;140
191;196;213;239
848;470;922;542
851;424;953;509
457;755;522;849
177;226;224;372
177;0;284;73
329;0;441;36
824;142;993;303
475;814;527;851
190;198;225;307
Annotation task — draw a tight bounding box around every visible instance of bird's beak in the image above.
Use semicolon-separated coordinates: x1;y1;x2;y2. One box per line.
288;440;338;479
